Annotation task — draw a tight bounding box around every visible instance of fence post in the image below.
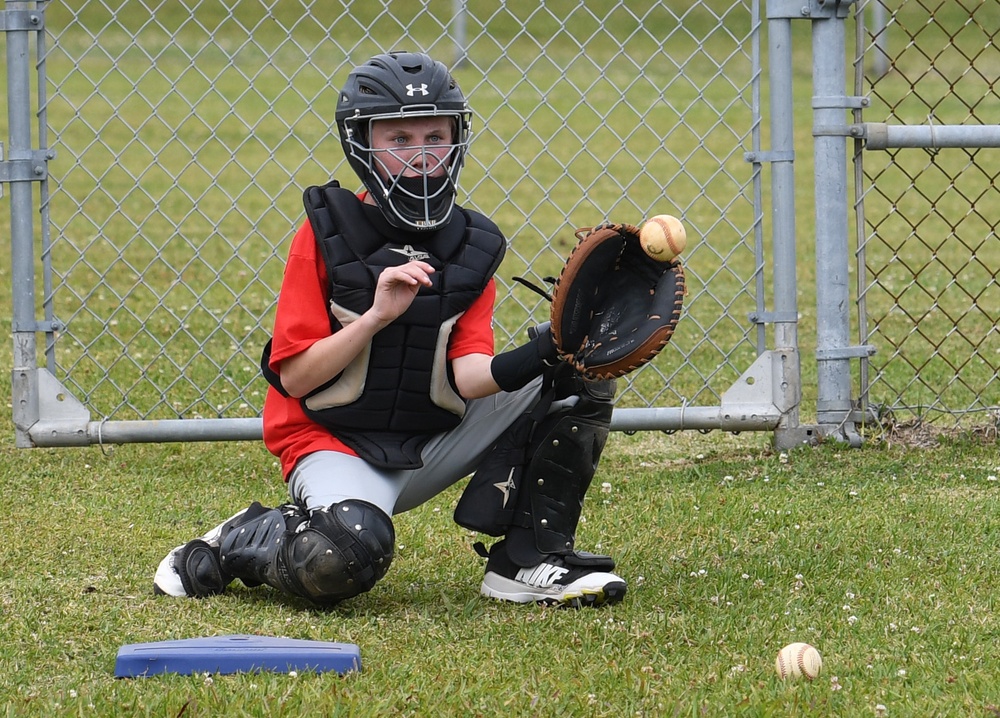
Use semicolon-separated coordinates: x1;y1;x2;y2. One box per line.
764;11;804;449
811;1;870;445
451;0;467;68
870;0;890;79
2;1;46;447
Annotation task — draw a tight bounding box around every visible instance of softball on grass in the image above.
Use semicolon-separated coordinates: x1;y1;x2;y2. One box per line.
639;214;687;262
775;642;822;681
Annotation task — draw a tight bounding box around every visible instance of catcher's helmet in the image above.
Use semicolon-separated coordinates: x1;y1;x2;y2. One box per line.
336;51;471;231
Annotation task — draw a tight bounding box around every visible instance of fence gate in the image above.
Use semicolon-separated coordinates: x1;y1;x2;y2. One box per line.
855;0;999;434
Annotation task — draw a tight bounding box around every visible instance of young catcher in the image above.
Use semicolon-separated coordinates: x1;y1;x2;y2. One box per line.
154;51;683;609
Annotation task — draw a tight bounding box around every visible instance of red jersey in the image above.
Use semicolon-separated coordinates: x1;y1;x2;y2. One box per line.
262;218;497;480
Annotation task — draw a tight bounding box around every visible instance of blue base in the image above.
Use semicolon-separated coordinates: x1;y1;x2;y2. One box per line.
114;634;362;678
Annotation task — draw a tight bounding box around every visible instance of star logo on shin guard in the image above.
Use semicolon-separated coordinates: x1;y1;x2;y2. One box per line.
493;468;516;508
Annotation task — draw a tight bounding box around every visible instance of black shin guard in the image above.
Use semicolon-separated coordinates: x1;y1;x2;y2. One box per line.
219;507;288;589
172;539;230;597
504;376;616;566
455;365;616;567
219;499;395;606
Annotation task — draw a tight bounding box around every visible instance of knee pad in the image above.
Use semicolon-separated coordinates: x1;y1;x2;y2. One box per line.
279;500;395;605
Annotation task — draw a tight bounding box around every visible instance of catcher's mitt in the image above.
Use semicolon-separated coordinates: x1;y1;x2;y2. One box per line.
550;222;685;381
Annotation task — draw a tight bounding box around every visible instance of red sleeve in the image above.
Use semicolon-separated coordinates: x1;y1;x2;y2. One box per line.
263;221;358;476
448;278;496;360
268;221;331;370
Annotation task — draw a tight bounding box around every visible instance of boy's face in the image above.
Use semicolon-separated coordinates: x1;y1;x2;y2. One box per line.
368;115;456;181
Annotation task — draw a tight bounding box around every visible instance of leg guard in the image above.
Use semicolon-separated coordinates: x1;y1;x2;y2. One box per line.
230;502;310;589
220;499;395;606
455;363;616;567
218;507;287;589
504;373;616;566
153;501;275;598
168;539;230;597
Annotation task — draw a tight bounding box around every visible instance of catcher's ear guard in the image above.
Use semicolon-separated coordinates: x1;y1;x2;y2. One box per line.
550;222;686;381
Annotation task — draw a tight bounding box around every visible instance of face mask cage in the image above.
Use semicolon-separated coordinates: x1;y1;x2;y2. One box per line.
342;109;471;231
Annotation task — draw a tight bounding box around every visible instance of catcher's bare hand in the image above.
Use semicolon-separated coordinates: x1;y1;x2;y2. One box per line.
372;261;435;326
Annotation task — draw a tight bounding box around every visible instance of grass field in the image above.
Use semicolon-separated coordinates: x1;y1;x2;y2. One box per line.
1;421;999;716
1;1;999;715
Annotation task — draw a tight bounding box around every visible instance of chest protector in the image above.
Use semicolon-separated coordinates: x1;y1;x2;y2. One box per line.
265;181;505;470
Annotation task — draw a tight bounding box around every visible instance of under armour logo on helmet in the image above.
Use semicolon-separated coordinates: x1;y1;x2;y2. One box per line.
406;83;429;97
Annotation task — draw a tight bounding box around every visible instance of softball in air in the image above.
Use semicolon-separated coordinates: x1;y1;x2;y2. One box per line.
775;642;823;681
639;214;687;262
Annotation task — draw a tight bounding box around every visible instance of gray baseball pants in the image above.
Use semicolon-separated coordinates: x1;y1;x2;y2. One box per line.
287;377;544;516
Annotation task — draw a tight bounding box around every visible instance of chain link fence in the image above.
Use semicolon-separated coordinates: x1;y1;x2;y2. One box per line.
6;0;994;447
856;0;999;431
16;0;761;432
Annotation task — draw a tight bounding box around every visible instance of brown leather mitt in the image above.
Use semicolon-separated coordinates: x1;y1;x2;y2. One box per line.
549;222;685;381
